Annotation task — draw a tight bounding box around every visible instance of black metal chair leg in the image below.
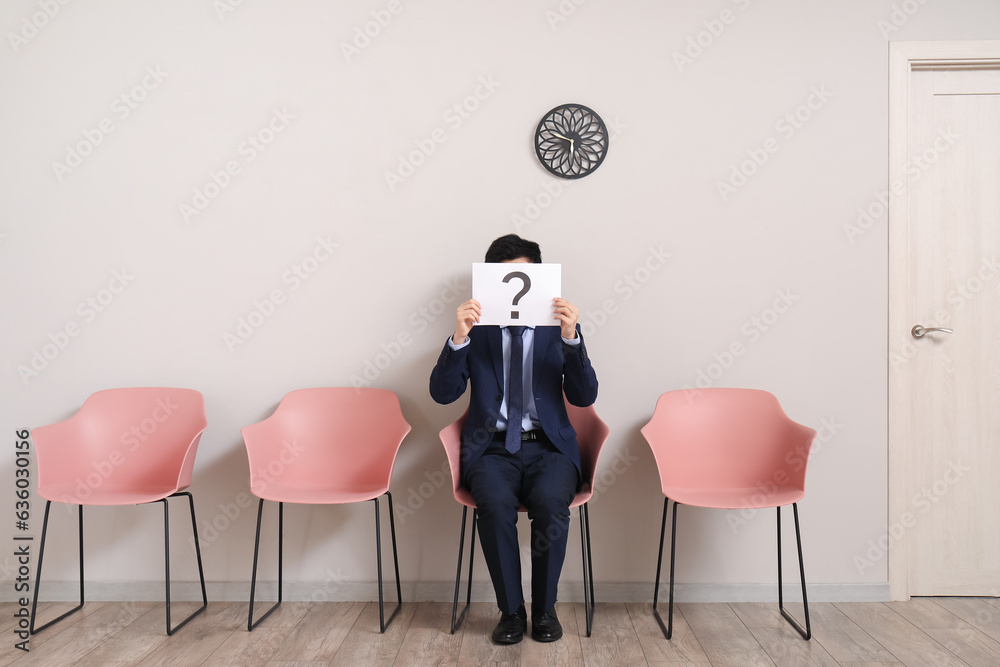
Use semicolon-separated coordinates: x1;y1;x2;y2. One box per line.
467;511;477;602
248;500;283;631
450;506;470;633
777;503;811;640
30;502;84;635
163;492;207;635
450;507;479;634
185;492;209;616
584;503;595;610
580;503;595;637
652;497;677;639
666;502;679;637
374;493;402;633
387;492;402;621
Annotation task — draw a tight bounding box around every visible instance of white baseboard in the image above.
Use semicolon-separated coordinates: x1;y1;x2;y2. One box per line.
12;581;890;603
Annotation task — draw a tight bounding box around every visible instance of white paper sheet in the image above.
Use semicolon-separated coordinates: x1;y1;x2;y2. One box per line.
472;263;562;327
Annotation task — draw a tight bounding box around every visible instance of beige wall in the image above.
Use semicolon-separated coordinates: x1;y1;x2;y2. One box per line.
2;0;998;602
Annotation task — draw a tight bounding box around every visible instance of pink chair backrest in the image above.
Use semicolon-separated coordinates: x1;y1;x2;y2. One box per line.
641;389;816;496
439;410;471;503
566;401;611;493
242;388;411;497
33;388;207;497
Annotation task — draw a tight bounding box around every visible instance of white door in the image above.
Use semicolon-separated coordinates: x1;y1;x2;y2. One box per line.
889;42;1000;598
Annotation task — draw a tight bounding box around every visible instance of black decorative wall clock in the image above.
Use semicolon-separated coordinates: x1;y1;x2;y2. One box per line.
534;103;608;179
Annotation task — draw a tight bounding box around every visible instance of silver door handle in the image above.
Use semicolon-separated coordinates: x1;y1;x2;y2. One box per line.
912;325;953;339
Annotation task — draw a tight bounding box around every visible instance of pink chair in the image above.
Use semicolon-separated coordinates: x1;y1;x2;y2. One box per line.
641;388;816;640
441;398;609;637
30;388;208;636
242;388;411;632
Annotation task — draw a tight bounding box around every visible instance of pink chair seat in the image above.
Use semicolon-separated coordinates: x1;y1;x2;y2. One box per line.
660;485;805;510
252;484;390;505
571;485;596;509
449;484;592;512
38;484;186;506
451;487;476;508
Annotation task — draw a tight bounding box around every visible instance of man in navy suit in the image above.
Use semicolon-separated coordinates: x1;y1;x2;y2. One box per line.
429;234;599;644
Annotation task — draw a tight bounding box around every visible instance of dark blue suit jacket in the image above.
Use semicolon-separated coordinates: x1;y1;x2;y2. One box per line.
429;325;598;484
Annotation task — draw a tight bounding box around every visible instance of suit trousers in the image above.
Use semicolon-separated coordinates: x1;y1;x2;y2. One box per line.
464;434;579;615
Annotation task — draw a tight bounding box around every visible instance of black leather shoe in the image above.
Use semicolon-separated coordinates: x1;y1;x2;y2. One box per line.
492;605;527;645
531;606;563;642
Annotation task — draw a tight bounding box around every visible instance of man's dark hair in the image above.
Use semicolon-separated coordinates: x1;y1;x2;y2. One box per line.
484;234;542;264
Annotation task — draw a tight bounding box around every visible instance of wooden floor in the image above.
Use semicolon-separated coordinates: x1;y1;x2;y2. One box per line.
4;597;1000;666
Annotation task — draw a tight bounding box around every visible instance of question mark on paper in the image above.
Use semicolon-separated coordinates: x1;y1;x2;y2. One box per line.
502;271;531;320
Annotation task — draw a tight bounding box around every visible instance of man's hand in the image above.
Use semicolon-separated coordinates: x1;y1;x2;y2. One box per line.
553;297;579;340
453;299;481;345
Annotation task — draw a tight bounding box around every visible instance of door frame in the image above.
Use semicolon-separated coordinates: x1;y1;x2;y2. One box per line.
888;40;1000;601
